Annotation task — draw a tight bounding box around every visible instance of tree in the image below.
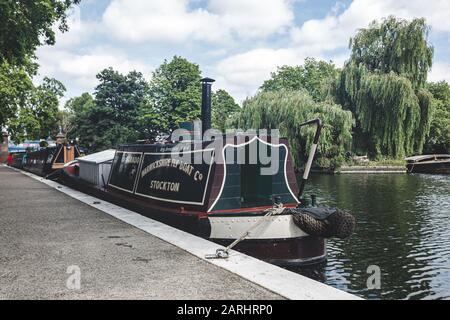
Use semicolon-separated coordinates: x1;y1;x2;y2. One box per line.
229;89;354;169
0;62;34;128
212;89;240;132
68;69;149;152
261;58;340;102
64;92;95;139
66;92;95;115
0;1;80;133
336;16;434;158
8;77;66;142
139;56;202;138
424;81;450;153
0;0;81;69
349;17;433;90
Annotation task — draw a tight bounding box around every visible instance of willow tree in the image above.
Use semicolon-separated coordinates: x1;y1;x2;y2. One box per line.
336;16;434;158
228;89;354;169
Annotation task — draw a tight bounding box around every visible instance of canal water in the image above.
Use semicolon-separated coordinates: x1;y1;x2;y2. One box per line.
293;173;450;300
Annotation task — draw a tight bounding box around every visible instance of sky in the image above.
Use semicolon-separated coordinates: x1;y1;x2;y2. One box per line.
35;0;450;106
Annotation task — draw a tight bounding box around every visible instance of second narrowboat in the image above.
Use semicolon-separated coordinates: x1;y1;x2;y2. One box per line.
405;154;450;174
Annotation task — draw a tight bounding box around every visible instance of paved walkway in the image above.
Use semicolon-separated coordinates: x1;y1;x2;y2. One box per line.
0;166;281;299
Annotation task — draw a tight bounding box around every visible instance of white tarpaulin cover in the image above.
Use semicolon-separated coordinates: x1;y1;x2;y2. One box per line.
78;149;116;164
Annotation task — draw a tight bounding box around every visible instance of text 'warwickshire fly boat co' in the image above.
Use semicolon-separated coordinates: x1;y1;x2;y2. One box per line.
60;78;355;266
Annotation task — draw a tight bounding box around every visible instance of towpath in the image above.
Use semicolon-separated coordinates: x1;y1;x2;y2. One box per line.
0;165;281;299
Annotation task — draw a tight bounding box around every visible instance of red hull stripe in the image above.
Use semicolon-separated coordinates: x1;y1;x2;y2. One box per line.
208;203;298;214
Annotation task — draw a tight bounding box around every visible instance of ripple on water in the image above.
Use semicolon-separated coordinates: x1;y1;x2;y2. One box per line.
292;173;450;300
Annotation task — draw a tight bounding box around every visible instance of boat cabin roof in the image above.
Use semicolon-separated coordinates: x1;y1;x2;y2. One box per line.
405;154;450;162
78;149;116;164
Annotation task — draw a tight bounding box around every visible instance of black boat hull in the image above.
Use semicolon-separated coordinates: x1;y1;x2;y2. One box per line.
212;237;326;266
406;161;450;174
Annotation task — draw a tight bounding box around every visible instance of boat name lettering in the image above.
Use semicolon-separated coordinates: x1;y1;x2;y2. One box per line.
124;155;141;164
141;158;203;181
150;180;180;192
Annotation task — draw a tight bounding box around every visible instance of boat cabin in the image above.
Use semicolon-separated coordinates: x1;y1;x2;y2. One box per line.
23;143;82;177
107;134;299;215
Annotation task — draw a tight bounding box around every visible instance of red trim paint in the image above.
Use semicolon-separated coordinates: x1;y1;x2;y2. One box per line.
208;203;298;214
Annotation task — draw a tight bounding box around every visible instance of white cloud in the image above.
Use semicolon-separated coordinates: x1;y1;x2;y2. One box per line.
48;6;100;49
102;0;225;43
36;46;151;107
207;0;294;38
102;0;294;43
291;0;450;53
214;0;450;102
429;61;450;83
214;48;305;102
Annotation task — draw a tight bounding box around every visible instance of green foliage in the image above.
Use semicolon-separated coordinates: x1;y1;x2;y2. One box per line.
7;77;66;142
366;158;408;167
0;0;80;143
261;58;340;102
229;90;354;169
0;0;80;70
337;16;434;158
0;61;34;128
66;92;95;114
139;56;202;138
349;16;433;90
95;68;148;130
424;81;450;153
63;92;94;138
212;89;240;132
68;69;149;152
64;57;240;150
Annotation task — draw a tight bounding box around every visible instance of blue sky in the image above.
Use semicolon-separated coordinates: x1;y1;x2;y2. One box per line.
35;0;450;105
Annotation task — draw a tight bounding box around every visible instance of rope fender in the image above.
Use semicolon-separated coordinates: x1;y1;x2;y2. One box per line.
286;207;356;239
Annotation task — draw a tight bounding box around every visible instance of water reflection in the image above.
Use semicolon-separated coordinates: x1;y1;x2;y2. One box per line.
291;173;450;300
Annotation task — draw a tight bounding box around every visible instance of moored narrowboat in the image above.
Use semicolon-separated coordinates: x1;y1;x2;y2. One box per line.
22;135;82;177
107;134;325;265
7;77;354;266
10;152;26;169
58;78;355;266
405;154;450;174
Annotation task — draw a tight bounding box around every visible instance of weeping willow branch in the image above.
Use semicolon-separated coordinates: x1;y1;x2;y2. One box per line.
227;89;354;169
349;16;433;90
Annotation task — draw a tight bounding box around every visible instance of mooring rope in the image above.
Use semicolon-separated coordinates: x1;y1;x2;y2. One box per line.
205;203;285;259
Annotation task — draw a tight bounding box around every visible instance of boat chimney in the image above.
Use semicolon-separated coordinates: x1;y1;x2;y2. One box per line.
201;77;215;134
56;126;66;145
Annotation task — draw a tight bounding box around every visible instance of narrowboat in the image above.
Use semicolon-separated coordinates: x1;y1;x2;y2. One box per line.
405;154;450;174
22;135;82;177
10;152;26;169
59;78;355;266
